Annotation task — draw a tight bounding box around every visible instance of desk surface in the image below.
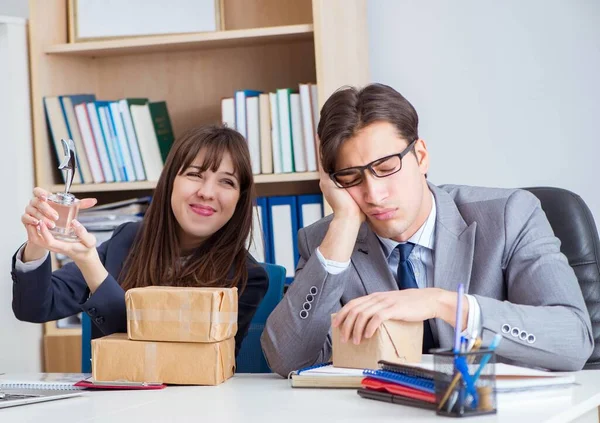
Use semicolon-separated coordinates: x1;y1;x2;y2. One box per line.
3;372;600;423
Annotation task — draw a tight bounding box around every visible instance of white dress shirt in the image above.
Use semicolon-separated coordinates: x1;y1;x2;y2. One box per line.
315;193;482;340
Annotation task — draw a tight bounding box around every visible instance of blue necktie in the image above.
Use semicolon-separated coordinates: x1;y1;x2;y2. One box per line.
396;243;436;353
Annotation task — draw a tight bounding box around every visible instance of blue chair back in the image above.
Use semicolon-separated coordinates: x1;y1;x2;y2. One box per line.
81;312;92;373
236;263;286;373
81;262;286;374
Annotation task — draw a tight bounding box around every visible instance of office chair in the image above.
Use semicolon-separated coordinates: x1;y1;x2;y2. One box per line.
523;187;600;369
236;263;286;373
81;263;287;373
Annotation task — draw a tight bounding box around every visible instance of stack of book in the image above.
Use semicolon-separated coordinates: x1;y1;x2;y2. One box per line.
221;84;320;175
44;95;174;184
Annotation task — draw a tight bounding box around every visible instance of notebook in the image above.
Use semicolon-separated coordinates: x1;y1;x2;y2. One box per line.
289;363;365;388
0;373;89;390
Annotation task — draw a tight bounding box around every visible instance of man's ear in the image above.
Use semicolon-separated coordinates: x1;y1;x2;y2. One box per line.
414;138;429;175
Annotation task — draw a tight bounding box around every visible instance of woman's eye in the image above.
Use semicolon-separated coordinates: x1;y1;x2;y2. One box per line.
222;179;235;187
186;172;202;178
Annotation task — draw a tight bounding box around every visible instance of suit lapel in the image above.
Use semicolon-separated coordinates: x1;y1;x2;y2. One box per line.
429;183;477;347
351;223;398;295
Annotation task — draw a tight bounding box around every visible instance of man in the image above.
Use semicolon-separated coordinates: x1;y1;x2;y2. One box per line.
261;83;594;376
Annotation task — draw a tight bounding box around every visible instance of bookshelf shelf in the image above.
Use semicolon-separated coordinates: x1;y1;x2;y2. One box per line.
51;172;320;194
45;24;314;57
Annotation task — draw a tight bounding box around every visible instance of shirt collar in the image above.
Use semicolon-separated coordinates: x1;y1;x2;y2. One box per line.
377;192;437;259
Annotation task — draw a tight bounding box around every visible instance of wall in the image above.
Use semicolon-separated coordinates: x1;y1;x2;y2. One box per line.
368;0;600;226
0;14;42;372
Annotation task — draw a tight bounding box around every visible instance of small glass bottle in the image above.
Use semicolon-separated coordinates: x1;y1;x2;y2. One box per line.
47;139;81;242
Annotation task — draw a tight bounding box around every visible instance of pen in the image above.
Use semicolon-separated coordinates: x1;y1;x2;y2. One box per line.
453;284;465;353
471;334;503;383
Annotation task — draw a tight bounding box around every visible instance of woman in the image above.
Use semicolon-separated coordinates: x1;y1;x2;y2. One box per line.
12;125;269;356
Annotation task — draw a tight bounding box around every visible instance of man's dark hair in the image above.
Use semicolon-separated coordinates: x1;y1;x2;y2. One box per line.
317;83;419;173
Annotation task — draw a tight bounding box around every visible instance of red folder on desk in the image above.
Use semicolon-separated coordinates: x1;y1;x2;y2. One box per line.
75;378;166;390
361;377;436;403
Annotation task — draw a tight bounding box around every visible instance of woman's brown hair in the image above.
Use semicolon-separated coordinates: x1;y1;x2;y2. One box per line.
119;125;255;292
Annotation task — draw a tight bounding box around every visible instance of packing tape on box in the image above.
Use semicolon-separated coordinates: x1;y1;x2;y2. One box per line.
127;309;238;324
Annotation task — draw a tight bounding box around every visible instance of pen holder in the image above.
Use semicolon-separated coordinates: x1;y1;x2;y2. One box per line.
433;348;497;418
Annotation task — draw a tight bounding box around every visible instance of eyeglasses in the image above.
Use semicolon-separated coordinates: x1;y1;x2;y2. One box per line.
330;140;417;188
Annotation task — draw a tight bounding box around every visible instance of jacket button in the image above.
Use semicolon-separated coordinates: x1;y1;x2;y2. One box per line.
310;286;318;295
94;316;105;324
527;334;536;344
299;310;309;319
501;324;511;334
88;307;97;317
511;327;520;337
519;330;528;341
306;294;314;303
303;302;311;311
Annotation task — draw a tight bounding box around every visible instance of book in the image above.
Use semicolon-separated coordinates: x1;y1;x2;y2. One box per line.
289;363;364;388
149;101;175;163
0;373;89;390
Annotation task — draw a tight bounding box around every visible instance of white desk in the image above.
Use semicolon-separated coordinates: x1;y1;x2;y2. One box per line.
3;372;600;423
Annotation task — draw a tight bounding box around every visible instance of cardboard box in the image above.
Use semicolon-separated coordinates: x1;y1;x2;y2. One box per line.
92;333;235;385
126;286;238;343
332;314;423;369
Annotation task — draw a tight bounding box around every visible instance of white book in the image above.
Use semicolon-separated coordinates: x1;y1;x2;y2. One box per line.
119;99;147;181
246;96;261;174
258;94;273;174
86;102;115;182
130;103;164;181
289;93;306;172
97;105;123;182
276;89;294;173
221;97;235;129
299;84;318;171
234;91;261;138
269;93;283;174
74;104;104;183
310;83;320;171
109;102;137;181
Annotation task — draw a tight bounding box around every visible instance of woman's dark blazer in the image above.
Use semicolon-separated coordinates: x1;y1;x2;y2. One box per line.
11;222;269;356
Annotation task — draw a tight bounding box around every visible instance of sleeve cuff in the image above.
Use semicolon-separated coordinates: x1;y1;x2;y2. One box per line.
14;244;49;273
462;294;482;345
315;246;351;275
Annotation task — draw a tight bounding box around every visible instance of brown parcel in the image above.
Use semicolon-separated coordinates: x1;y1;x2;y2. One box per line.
332;314;423;369
126;286;238;343
92;333;235;385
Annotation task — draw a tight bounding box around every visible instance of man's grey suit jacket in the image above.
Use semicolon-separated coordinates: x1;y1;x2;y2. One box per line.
261;183;594;376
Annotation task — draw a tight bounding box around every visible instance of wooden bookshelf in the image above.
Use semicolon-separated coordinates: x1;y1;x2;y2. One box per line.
46;24;314;57
29;0;369;371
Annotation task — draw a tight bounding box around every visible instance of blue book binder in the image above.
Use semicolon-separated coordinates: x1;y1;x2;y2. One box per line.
248;197;272;264
297;194;324;228
95;101;125;181
234;90;262;138
267;196;299;284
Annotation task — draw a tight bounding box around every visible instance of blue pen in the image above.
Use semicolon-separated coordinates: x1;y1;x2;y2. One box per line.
453;284;465;353
471;334;503;382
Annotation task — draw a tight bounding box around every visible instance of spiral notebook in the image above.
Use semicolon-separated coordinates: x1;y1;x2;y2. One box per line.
0;373;89;391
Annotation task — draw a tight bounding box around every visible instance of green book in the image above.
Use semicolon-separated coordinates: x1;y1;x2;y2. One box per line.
149;101;175;163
